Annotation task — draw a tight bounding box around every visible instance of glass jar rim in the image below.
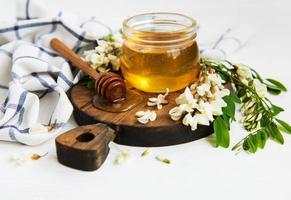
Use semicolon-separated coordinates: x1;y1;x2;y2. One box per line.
123;12;198;35
122;12;198;46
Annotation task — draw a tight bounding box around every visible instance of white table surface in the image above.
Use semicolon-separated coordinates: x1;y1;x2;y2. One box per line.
1;0;291;199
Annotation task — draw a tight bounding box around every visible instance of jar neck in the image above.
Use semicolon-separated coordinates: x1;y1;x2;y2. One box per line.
123;31;197;47
122;13;198;47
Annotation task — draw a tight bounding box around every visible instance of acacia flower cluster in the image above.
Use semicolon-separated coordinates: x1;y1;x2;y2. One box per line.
235;65;268;131
169;68;230;131
83;39;122;72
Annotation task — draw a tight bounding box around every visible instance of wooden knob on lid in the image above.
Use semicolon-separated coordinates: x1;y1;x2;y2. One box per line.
50;38;126;103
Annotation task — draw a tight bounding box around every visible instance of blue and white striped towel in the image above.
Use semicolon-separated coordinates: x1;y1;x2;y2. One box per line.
0;0;252;145
0;0;111;145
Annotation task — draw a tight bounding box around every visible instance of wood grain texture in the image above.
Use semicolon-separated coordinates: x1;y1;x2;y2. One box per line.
70;84;213;147
55;124;115;171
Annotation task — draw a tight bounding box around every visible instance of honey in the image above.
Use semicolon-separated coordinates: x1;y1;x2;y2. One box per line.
121;13;200;93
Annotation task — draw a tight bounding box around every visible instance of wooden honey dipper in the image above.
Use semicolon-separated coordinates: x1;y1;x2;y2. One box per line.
50;38;126;103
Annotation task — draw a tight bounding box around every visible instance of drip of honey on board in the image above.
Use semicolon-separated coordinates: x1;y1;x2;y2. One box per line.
121;30;200;93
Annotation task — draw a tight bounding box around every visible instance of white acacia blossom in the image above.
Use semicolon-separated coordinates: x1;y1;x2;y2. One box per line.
183;112;210;130
236;64;253;85
236;64;267;98
169;69;230;131
147;88;169;109
169;103;194;121
197;83;211;96
254;79;267;97
136;110;157;124
169;87;198;121
83;39;121;72
176;87;198;108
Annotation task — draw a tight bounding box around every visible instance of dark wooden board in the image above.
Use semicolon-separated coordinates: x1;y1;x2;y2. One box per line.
70;84;213;147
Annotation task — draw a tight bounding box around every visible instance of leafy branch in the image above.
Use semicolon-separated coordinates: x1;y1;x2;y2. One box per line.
201;57;290;153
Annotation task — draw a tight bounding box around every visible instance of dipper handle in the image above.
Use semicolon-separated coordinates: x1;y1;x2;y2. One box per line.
50;38;100;80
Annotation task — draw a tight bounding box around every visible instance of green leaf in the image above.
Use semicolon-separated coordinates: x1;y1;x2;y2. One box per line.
265;83;281;90
218;72;229;82
248;79;254;87
222;113;230;129
253;130;268;149
254;132;263;149
250;68;263;82
119;28;124;36
81;76;95;91
229;91;241;103
271;104;284;116
243;135;258;153
259;130;269;149
249;135;259;153
242;139;249;151
103;33;115;42
222;96;236;120
87;81;95;90
267;87;281;95
266;78;287;92
264;80;284;95
237;88;246;98
268;123;284;144
260;114;271;127
275;118;291;134
214;117;230;148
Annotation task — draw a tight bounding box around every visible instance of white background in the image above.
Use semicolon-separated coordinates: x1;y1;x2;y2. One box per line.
0;0;291;199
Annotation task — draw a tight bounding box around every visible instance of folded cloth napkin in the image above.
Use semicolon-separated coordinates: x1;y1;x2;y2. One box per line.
0;0;252;145
0;0;110;145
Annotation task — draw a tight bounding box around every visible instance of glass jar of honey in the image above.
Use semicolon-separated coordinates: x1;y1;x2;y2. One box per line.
121;12;200;93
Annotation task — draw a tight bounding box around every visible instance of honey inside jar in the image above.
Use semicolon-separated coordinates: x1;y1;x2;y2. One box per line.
121;13;200;93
